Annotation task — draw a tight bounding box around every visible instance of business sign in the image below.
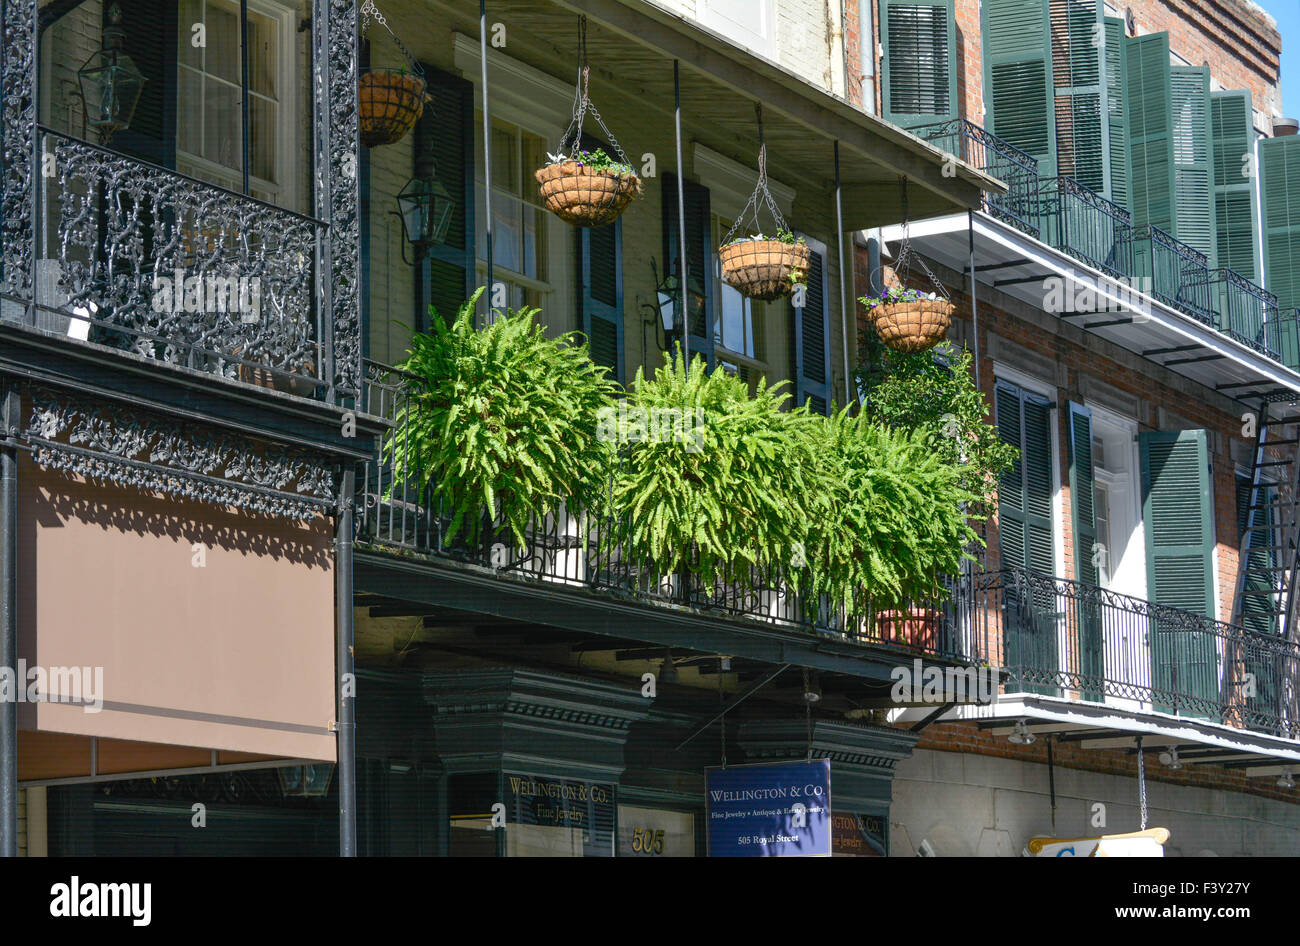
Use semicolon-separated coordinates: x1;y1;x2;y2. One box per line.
706;760;831;857
832;811;887;857
1026;827;1170;857
504;773;616;857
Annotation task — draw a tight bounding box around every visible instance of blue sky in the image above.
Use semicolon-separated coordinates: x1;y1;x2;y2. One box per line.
1259;0;1300;116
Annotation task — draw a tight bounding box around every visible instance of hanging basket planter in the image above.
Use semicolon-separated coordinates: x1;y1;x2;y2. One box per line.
863;291;954;353
535;156;643;227
359;69;428;148
719;237;810;302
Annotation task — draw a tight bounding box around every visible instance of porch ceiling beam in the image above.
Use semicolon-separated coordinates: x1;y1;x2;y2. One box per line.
547;0;996;218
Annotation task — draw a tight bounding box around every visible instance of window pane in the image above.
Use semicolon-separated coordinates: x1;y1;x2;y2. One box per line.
203;77;242;172
205;3;242;85
248;12;278;98
251;94;276;183
178;0;203;69
491;124;519;194
177;66;203;157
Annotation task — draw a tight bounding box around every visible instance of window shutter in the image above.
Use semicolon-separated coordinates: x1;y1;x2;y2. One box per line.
1067;402;1098;584
577;223;624;384
422;69;476;327
1211;91;1259;281
1171;66;1217;265
662;174;715;366
790;244;831;415
1051;0;1108;195
983;0;1055;174
110;0;178;167
1124;32;1175;233
1235;474;1277;636
881;0;957;129
996;381;1055;576
1140;429;1218;712
1103;17;1128;207
1260;135;1300;311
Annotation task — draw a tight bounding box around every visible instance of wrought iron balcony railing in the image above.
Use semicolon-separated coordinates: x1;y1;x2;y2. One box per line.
356;359;970;657
1036;176;1132;280
1125;225;1214;325
1265;308;1300;372
1210;268;1279;358
910;119;1041;238
957;567;1300;739
1;129;329;395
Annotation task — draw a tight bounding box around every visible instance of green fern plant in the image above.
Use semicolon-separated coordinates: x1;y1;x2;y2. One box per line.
612;350;822;585
383;288;619;550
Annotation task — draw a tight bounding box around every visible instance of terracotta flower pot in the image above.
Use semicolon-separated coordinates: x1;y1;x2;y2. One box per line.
876;608;940;651
867;299;954;353
719;239;810;302
359;70;428;147
535;160;643;227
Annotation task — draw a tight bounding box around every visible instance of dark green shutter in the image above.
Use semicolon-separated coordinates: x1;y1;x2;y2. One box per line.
1103;17;1129;208
577;223;624;384
1211;91;1259;281
881;0;957;129
791;244;831;415
1140;429;1218;712
111;0;178;167
662;174;714;367
983;0;1056;174
1260;135;1300;311
1068;402;1103;696
1124;32;1175;233
1051;0;1108;194
1171;66;1217;264
996;381;1057;694
423;69;476;327
1235;474;1277;636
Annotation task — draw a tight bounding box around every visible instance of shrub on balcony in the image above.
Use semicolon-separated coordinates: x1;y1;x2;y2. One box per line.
803;412;982;611
383;288;619;549
855;340;1016;515
610;351;822;585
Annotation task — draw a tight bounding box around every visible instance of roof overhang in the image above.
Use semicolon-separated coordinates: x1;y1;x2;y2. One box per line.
880;212;1300;404
893;694;1300;775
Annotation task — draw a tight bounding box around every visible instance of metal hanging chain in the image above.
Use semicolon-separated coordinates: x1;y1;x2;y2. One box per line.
722;105;791;244
559;16;632;167
360;0;425;78
892;175;950;301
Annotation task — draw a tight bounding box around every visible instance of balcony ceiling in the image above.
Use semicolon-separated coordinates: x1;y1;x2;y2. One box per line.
423;0;1001;227
882;212;1300;405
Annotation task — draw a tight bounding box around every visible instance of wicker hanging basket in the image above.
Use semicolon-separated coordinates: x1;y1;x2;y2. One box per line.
867;298;954;353
719;239;810;302
535;160;643;227
359;69;428;147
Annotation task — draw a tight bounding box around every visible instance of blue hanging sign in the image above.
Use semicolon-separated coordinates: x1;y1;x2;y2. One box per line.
706;760;832;857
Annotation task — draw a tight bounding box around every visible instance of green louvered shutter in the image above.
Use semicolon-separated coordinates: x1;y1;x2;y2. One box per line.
791;245;831;415
983;0;1056;174
1051;0;1108;195
1260;135;1300;311
662;174;715;367
1140;429;1219;713
1104;17;1129;208
1124;32;1175;233
422;69;476;328
881;0;957;129
1171;66;1217;265
1068;402;1104;696
1211;91;1259;281
996;382;1058;693
577;223;624;384
1234;474;1277;636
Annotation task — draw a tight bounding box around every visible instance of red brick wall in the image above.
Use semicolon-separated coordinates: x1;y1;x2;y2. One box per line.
918;720;1300;806
845;0;864;108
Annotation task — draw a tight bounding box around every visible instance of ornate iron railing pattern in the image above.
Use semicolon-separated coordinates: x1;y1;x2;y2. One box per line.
963;567;1300;738
1126;225;1214;324
1036;176;1132;279
0;0;362;401
356;360;970;657
910;119;1041;238
36;129;322;382
1211;267;1278;357
1265;308;1300;372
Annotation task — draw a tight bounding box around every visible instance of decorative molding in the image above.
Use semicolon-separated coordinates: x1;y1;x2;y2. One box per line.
452;33;574;135
2;0;36;301
25;387;337;520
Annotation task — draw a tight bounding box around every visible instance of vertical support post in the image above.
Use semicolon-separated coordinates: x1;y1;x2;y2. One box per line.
240;0;251;196
336;465;357;857
834;141;851;406
674;59;688;364
1135;734;1148;830
967;210;981;394
480;0;493;324
0;384;18;857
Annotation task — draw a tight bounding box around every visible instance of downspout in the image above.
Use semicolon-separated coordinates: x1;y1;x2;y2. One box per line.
859;0;876;115
0;386;17;857
835;141;852;405
336;466;357;857
480;0;494;323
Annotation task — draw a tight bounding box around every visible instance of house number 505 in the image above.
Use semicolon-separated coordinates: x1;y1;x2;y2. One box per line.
629;828;665;854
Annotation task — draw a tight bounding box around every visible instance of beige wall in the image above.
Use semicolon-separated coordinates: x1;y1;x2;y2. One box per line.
17;456;337;762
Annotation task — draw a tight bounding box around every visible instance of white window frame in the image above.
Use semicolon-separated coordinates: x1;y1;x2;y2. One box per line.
697;0;777;61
